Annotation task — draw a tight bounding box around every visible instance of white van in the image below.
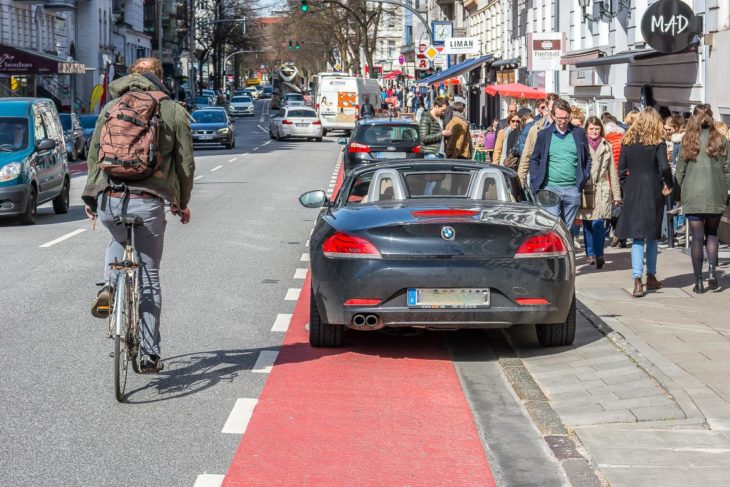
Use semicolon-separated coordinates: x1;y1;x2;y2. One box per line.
315;75;382;135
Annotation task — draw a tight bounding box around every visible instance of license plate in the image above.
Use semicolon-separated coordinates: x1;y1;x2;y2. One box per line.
375;152;406;159
197;134;213;140
296;123;308;127
407;288;490;309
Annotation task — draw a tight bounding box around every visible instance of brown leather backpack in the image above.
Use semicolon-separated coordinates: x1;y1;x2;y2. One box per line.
98;90;168;181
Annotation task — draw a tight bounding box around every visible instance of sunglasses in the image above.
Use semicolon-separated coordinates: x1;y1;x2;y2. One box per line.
510;120;520;124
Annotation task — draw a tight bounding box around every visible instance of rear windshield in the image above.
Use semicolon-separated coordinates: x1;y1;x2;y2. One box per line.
231;96;252;103
195;97;210;104
0;117;29;151
357;125;419;144
59;115;72;131
286;94;304;101
287;109;317;118
405;172;472;197
192;111;226;123
264;87;273;93
79;115;98;129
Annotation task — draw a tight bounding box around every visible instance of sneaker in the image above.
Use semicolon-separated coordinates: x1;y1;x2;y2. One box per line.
139;355;164;374
91;284;113;319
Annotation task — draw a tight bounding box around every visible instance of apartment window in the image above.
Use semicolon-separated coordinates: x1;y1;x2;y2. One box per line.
387;40;396;59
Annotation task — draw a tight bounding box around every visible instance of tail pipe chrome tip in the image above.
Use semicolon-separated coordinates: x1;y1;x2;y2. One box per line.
365;314;379;327
352;314;366;327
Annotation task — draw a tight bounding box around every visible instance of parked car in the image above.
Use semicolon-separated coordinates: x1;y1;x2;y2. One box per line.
194;96;213;108
59;113;85;161
190;109;236;148
262;85;273;98
0;97;70;224
244;87;259;100
281;93;306;108
299;161;575;348
228;95;255;117
201;89;216;100
269;107;323;142
340;118;423;175
79;114;99;157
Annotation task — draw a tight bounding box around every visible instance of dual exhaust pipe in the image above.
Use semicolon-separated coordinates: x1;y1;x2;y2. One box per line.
352;313;380;328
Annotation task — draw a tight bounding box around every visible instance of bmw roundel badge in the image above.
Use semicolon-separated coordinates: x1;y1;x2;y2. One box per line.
441;226;456;241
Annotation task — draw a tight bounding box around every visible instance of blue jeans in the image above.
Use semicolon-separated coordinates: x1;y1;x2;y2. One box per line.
98;194;167;357
631;239;658;279
583;219;606;257
543;186;580;228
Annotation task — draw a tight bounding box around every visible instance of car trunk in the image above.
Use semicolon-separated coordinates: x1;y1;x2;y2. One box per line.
285;116;319;128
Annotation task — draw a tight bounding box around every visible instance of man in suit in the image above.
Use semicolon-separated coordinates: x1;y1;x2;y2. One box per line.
528;98;592;228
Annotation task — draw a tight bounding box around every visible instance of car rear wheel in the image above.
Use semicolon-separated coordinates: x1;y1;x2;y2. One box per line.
19;185;37;225
536;294;576;347
53;177;70;214
316;137;323;142
309;287;343;348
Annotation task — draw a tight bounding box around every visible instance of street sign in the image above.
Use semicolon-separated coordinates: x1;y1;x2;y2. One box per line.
424;45;441;61
443;37;479;54
398;55;405;65
416;58;429;70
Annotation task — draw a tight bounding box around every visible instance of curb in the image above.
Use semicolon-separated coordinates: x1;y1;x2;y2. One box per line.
576;295;708;429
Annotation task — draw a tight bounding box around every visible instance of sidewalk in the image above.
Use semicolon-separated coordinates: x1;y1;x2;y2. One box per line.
517;244;730;486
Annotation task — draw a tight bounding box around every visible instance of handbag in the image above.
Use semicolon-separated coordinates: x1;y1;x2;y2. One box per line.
580;185;595;210
719;203;730;245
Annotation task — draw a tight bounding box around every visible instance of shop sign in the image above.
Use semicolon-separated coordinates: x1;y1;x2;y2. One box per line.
527;32;564;72
443;37;479;55
0;45;85;74
416;58;429;71
641;0;702;54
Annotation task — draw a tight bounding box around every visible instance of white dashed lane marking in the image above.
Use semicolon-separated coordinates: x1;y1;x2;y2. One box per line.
39;229;86;248
300;252;310;262
256;125;268;133
294;268;308;279
194;175;204;181
271;313;292;332
211;165;222;172
285;288;301;301
263;140;272;146
221;398;258;434
227;157;238;162
252;351;279;373
192;474;224;487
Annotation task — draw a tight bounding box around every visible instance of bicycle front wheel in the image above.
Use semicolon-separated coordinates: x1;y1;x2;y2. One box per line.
113;274;131;402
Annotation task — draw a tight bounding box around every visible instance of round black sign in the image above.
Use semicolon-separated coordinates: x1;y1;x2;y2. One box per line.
641;0;698;54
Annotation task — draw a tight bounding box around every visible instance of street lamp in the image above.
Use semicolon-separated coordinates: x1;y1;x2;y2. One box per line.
577;0;631;23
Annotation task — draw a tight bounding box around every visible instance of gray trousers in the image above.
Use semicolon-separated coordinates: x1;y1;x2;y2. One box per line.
98;194;166;357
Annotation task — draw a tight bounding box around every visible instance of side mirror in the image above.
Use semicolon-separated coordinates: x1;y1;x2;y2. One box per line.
337;137;348;145
37;138;56;151
299;190;329;208
535;189;561;208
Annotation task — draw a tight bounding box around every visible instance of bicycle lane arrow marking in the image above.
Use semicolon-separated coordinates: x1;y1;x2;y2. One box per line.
39;228;86;248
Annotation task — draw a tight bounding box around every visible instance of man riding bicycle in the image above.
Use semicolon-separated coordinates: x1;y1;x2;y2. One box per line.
82;57;195;373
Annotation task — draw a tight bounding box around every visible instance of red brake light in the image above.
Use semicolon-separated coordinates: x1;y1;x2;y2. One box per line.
515;298;550;305
412;145;422;154
344;298;382;306
312;120;321;125
348;142;371;153
322;232;381;259
411;209;480;218
515;232;567;258
282;119;293;125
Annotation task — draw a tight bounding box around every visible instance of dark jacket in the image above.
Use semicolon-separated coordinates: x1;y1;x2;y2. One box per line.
528;124;592;193
675;129;730;214
419;110;443;155
82;74;195;210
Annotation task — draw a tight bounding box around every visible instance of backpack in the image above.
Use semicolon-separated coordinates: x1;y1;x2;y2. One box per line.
98;90;168;181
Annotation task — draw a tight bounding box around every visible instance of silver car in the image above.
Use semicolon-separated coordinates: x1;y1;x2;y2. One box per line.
269;107;323;141
281;93;305;107
228;95;255;117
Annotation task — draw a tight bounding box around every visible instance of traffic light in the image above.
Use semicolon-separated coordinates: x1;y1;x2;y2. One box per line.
300;0;308;12
295;41;301;49
289;40;293;49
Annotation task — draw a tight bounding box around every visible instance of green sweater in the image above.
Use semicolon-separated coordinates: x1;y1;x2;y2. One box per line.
675;130;730;214
545;132;578;187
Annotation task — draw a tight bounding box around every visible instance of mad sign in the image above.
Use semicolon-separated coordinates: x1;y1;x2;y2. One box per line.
641;0;702;54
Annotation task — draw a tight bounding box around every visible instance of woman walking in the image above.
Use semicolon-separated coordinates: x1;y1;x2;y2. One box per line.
578;117;622;268
493;113;522;169
675;104;730;293
615;107;673;297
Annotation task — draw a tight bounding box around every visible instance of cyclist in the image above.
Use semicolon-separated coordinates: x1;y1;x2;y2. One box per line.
82;57;195;373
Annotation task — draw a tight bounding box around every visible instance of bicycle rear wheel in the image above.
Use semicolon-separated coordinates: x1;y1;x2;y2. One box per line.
113;274;131;402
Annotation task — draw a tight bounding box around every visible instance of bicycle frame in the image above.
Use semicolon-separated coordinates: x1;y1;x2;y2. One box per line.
108;225;141;341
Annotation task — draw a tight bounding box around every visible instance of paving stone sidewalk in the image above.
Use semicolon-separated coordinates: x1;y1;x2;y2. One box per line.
504;244;730;487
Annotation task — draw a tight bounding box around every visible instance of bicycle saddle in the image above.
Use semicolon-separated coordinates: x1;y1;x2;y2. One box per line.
113;214;145;227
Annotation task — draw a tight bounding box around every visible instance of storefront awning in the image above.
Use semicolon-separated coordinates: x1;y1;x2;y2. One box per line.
561;47;608;66
417;54;493;86
491;58;520;69
0;45;85;75
575;49;669;68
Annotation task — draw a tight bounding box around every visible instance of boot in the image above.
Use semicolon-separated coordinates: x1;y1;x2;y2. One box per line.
632;278;645;298
693;278;705;294
707;264;718;291
646;273;663;291
596;256;605;269
586;256;596;265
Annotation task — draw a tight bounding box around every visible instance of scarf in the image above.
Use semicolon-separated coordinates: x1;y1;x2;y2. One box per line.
588;134;602;152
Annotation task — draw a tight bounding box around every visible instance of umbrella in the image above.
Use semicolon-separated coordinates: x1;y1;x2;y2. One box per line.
484;83;546;99
383;70;413;80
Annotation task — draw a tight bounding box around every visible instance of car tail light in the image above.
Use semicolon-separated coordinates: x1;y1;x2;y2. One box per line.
312;120;321;125
282;119;293;125
411;209;480;218
344;298;382;306
515;232;567;258
411;145;422;154
515;298;550;305
323;232;381;259
348;142;371;153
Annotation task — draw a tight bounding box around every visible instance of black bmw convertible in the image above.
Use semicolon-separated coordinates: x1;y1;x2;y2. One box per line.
299;161;576;348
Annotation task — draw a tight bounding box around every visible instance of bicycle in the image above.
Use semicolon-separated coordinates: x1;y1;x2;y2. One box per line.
106;213;144;402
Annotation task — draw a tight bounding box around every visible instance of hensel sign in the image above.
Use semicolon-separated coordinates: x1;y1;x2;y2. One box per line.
443;37;479;55
641;0;702;54
527;32;564;72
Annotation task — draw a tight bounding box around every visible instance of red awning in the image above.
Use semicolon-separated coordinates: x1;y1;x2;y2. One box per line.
484;83;545;99
382;70;413;80
0;45;85;75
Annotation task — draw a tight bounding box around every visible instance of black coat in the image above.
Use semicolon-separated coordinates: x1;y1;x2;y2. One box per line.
615;143;673;240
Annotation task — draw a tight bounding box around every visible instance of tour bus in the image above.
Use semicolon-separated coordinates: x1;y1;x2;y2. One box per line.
314;73;382;135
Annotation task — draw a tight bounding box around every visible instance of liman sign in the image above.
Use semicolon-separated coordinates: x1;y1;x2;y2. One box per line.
641;0;703;54
443;37;480;55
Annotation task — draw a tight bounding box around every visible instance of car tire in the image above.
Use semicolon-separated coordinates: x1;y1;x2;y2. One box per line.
536;294;576;347
322;129;328;137
52;177;70;214
269;129;274;140
316;137;323;142
309;287;343;348
19;185;37;225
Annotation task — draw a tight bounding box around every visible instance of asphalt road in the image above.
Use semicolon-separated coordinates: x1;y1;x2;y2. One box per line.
0;99;570;486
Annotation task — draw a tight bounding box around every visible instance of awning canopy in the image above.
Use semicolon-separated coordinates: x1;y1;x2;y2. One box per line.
417;54;493;86
0;45;85;75
574;49;663;68
560;47;608;66
383;70;413;80
491;58;520;69
485;83;545;99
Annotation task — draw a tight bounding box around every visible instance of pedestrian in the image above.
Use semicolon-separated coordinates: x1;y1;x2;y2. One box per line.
407;90;415;113
570;106;585;127
535;100;547;122
578;117;622;269
484;118;499;162
360;94;375;118
493;113;522;169
517;93;561;188
528;98;592;228
675;104;730;293
603;120;627;248
517;111;535;155
443;96;455;126
715;120;729;139
418;96;450;158
614;107;673;298
445;97;472;159
83;57;195;373
623;109;639;130
498;102;518;130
